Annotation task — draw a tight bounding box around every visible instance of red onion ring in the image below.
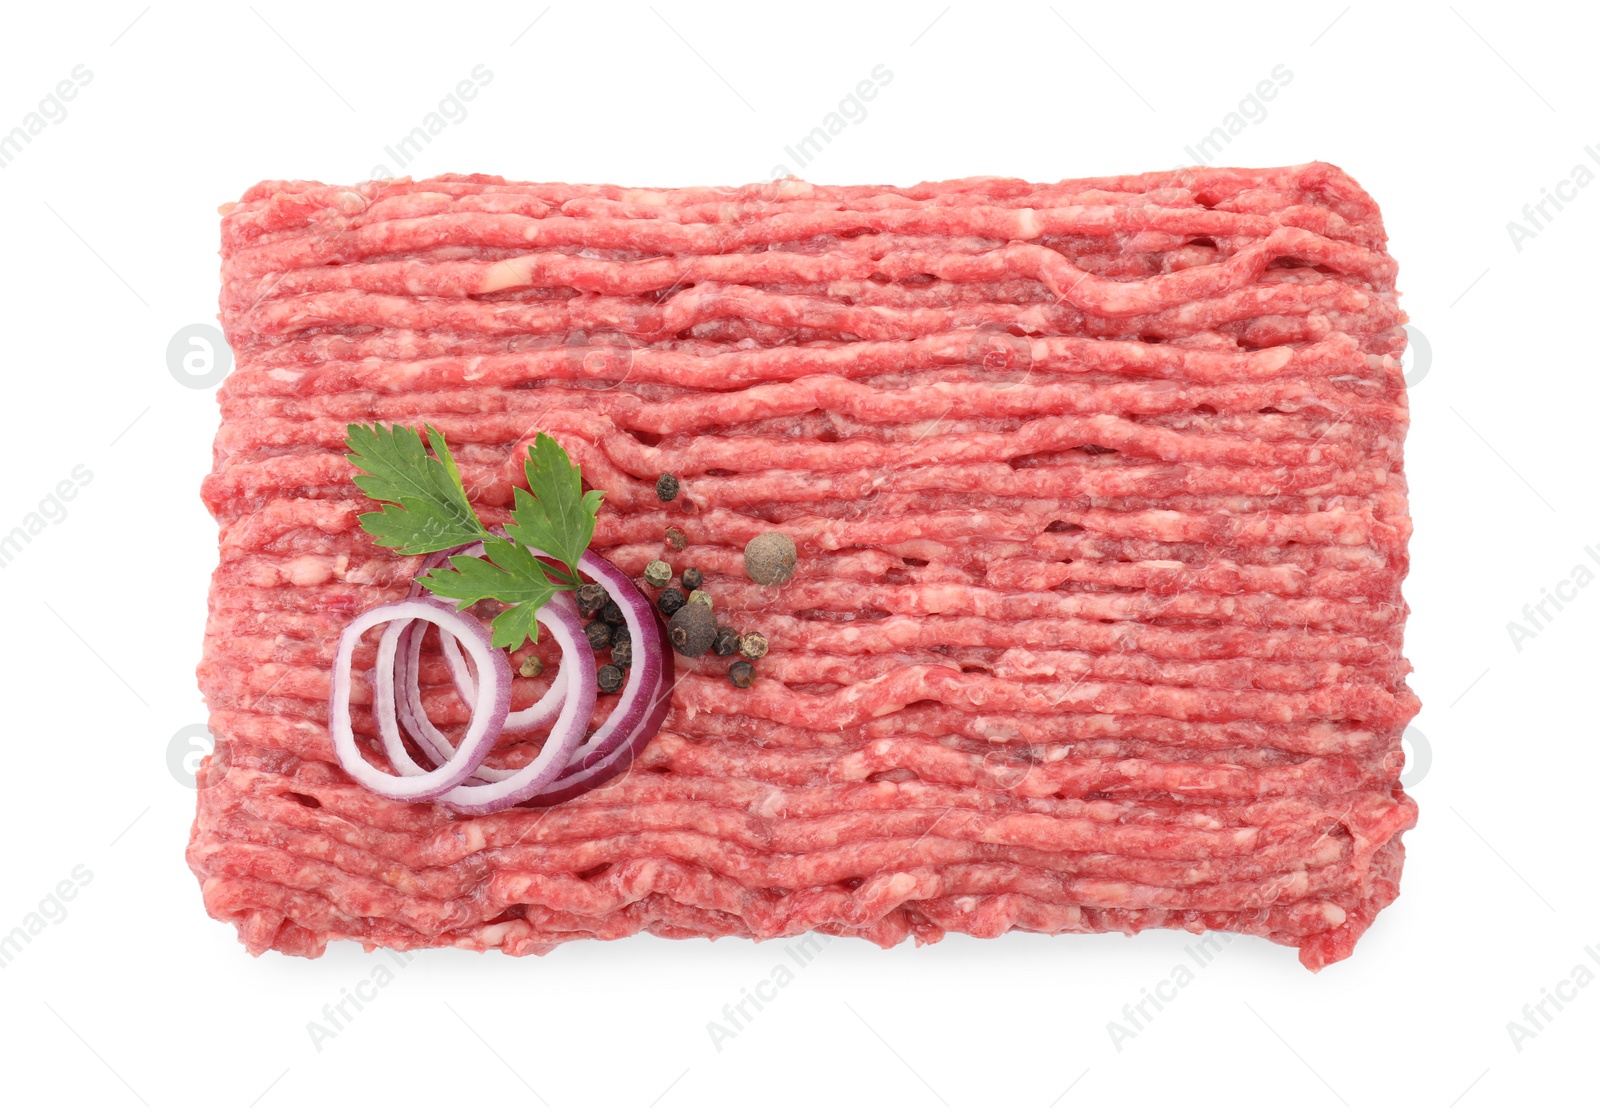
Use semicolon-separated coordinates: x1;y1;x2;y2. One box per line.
412;542;572;739
329;598;510;802
552;554;665;762
395;543;475;763
433;595;597;814
519;559;675;807
399;622;447;762
378;619;447;772
410;594;581;784
436;624;571;732
332;544;674;812
520;607;676;807
438;629;479;702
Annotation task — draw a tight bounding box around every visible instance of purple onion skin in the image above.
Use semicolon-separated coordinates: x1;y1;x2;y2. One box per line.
337;543;675;813
431;592;597;815
520;609;675;808
329;598;511;803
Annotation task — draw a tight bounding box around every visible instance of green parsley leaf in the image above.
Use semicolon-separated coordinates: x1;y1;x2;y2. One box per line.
504;433;605;584
417;539;567;649
345;423;487;555
348;424;604;649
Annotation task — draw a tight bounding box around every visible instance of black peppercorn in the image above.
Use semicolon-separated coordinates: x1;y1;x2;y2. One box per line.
657;586;686;615
611;639;632;669
609;622;631;646
599;600;624;626
681;566;703;591
667;603;717;656
597;664;624;693
713;625;740;656
584;621;613;650
575;582;609;616
728;660;755;688
656;473;680;501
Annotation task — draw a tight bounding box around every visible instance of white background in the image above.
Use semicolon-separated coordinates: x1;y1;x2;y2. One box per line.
0;2;1593;1111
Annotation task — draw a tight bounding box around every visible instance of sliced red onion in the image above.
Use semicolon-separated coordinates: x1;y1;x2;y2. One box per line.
395;544;491;770
438;626;570;730
433;594;597;814
407;593;580;783
518;554;674;807
393;619;457;768
329;598;510;802
335;542;673;812
521;608;676;807
394;546;482;765
438;629;479;702
379;619;445;772
419;548;667;806
563;553;664;758
396;543;479;745
504;650;570;732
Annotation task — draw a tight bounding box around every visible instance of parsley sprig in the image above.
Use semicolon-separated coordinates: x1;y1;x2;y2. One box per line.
345;423;604;649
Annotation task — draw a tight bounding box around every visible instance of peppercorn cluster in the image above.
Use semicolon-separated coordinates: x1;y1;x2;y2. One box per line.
574;582;631;694
648;561;768;688
646;474;779;687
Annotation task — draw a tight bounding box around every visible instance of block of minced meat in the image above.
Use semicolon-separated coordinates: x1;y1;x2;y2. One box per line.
190;163;1418;970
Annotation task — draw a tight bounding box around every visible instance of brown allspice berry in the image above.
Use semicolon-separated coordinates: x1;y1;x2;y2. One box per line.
744;531;796;585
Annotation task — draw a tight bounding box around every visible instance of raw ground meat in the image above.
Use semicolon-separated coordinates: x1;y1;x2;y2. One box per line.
190;163;1418;970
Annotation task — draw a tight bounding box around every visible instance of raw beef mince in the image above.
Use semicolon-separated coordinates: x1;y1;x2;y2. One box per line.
191;164;1418;970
